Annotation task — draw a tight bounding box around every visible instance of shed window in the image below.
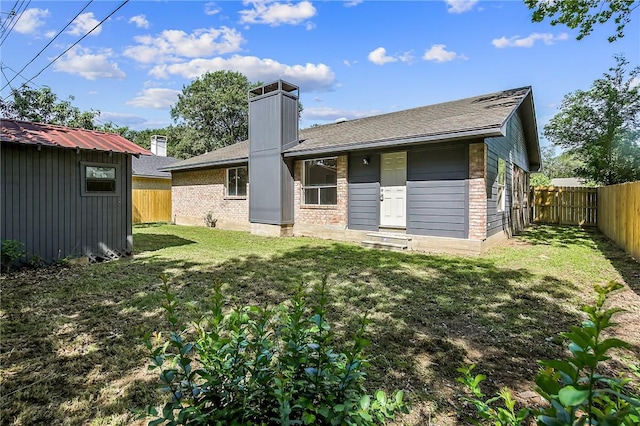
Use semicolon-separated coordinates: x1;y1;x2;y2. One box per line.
303;158;337;205
227;166;248;197
497;158;506;212
83;164;118;195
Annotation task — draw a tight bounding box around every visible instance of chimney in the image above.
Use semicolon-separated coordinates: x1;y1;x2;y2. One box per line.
150;135;167;156
248;80;299;236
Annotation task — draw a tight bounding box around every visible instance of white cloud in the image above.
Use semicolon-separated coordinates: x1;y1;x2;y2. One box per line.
14;8;49;34
492;32;569;48
129;14;150;29
444;0;478;13
44;30;56;38
423;44;466;62
631;77;640;88
123;27;244;64
53;46;125;80
367;47;413;65
149;55;335;91
303;106;382;121
205;2;221;15
126;88;181;109
343;59;357;67
239;0;316;26
368;47;396;65
344;0;363;7
68;12;101;36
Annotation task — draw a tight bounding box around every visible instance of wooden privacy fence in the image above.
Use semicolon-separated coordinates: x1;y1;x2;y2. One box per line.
598;181;640;261
132;189;172;224
531;186;598;226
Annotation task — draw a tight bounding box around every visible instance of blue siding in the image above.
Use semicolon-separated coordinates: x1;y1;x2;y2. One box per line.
407;144;468;238
485;111;529;236
1;143;132;264
348;153;380;231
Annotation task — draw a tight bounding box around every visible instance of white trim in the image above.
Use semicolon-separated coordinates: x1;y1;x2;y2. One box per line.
226;165;248;197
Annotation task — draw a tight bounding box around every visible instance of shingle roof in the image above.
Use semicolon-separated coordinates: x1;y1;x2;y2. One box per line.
132;155;180;178
163;87;538;171
0;119;151;155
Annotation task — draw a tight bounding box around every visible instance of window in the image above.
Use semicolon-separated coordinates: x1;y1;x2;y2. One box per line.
82;162;118;196
497;158;506;212
303;158;337;205
227;166;248;197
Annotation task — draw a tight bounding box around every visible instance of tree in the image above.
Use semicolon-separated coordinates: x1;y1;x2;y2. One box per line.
525;0;639;42
171;71;254;158
1;86;99;129
544;55;640;185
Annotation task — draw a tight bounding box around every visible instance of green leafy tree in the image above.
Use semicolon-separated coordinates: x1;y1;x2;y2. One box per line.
1;86;99;129
543;55;640;186
525;0;639;42
170;71;255;158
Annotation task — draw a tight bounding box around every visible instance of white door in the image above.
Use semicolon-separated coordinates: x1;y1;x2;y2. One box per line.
380;152;407;228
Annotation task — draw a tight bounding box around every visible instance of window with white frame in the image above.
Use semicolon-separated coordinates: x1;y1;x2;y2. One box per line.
497;158;506;212
81;162;118;196
226;166;248;197
303;158;337;205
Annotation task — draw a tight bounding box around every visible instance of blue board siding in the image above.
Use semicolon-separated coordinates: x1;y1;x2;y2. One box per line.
348;153;380;231
485;111;529;236
407;145;468;238
1;143;132;264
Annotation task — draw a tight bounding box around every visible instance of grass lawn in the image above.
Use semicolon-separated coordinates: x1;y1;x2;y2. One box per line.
1;224;639;425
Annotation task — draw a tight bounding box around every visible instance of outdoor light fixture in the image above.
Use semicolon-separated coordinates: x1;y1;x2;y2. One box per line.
362;157;370;165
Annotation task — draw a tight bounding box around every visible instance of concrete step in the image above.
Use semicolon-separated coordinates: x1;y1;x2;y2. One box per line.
366;232;412;242
361;240;408;251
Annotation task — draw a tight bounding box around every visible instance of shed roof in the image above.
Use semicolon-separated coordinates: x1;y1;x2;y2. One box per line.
163;87;540;172
0;119;150;155
132;155;180;178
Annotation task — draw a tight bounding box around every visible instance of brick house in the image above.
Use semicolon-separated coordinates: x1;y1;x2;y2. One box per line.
163;81;540;254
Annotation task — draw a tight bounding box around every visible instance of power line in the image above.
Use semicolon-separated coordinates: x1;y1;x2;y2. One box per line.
3;0;130;100
0;0;31;46
0;1;20;38
0;0;94;91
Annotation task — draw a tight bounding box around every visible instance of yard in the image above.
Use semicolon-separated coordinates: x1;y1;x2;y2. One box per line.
1;224;639;425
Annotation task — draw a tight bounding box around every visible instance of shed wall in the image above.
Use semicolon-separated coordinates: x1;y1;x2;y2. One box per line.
1;143;132;263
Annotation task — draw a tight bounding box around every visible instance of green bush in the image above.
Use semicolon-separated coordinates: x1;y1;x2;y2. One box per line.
1;239;25;271
146;276;410;425
458;281;640;425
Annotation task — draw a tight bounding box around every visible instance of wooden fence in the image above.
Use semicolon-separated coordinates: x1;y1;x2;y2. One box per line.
531;186;598;226
597;181;640;261
132;189;172;224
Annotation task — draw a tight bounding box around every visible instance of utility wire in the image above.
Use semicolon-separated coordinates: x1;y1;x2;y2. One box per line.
3;0;130;100
1;0;94;91
0;0;31;46
0;1;20;39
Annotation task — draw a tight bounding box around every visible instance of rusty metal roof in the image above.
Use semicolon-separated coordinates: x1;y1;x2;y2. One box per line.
0;119;151;155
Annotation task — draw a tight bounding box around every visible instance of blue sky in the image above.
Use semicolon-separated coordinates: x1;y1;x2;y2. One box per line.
2;0;639;147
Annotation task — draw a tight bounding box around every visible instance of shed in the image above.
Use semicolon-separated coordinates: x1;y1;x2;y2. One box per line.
1;119;150;264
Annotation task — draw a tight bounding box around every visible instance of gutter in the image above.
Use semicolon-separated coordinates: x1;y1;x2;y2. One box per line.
159;157;248;172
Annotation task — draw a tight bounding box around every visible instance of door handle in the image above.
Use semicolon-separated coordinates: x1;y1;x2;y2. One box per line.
380;188;384;201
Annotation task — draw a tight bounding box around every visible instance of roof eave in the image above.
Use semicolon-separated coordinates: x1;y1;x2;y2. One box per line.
283;127;503;158
133;173;172;179
161;157;249;172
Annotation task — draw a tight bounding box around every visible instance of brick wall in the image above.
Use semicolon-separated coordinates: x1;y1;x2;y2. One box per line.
171;168;249;229
468;143;487;240
293;155;348;227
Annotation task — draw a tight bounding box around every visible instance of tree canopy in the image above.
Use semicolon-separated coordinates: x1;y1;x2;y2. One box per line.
170;70;255;158
525;0;639;42
1;86;99;129
543;55;640;185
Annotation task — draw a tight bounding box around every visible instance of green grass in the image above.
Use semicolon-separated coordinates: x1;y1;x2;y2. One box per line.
1;224;638;425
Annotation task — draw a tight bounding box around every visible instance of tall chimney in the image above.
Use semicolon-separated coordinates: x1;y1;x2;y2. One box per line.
150;135;167;156
248;80;299;236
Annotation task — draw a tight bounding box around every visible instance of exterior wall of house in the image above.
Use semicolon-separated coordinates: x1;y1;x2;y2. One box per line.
293;155;348;231
1;143;132;263
171;168;250;230
347;152;380;231
485;110;530;237
406;143;469;238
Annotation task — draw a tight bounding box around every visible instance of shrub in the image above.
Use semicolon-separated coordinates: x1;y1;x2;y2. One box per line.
145;276;410;425
1;239;26;271
458;281;640;425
